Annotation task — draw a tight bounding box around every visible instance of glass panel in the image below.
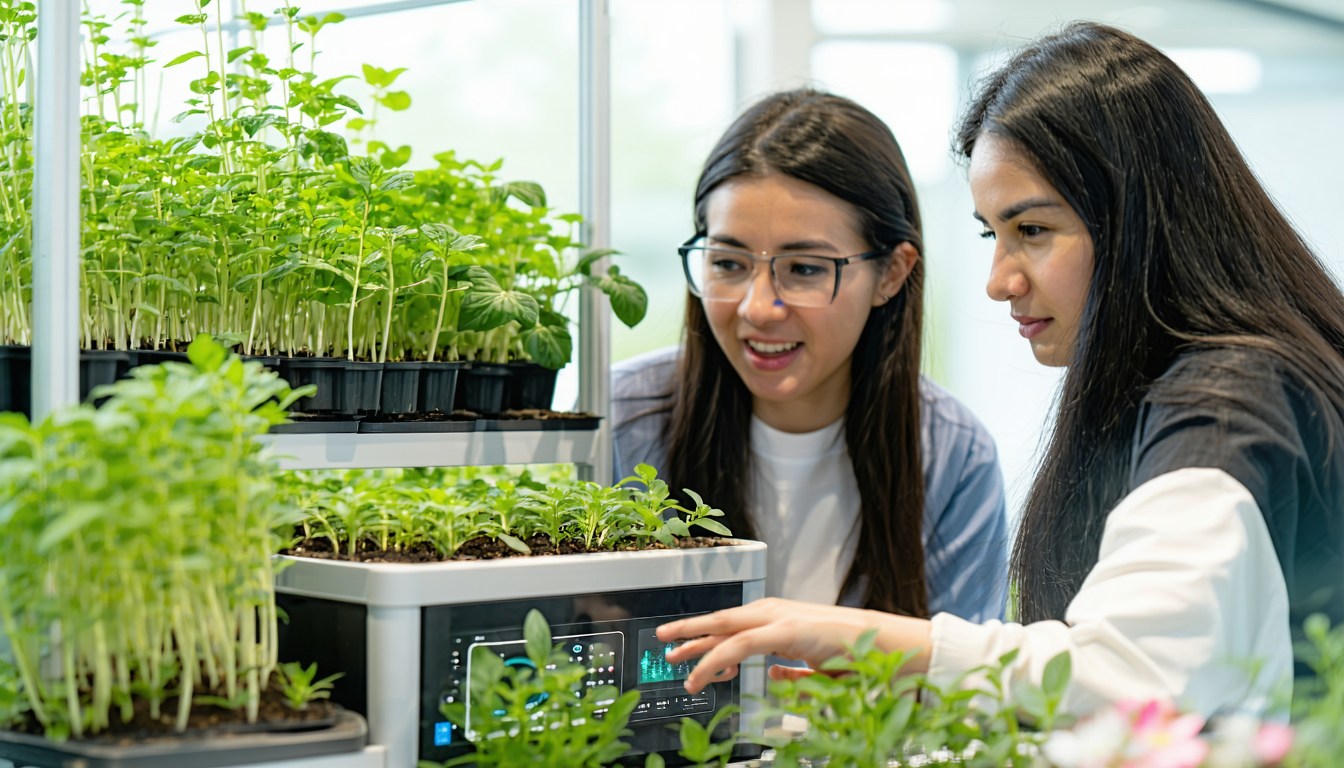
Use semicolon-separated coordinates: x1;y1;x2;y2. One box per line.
609;0;735;362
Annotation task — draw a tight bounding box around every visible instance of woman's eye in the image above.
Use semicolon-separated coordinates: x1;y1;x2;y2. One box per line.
789;262;825;277
712;259;745;272
979;228;996;240
1019;224;1044;237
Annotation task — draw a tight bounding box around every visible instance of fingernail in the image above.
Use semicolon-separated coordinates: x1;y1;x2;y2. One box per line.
773;299;784;307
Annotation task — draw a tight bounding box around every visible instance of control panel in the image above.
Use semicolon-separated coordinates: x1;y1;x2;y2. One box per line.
418;584;751;764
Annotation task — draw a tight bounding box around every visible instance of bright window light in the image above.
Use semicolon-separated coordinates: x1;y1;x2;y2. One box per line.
811;0;955;34
811;41;960;184
1164;48;1263;94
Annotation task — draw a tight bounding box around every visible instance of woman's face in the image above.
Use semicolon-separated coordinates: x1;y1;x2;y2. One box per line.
969;133;1095;367
700;173;915;423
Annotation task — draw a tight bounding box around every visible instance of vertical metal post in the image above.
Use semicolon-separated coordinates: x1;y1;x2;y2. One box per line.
32;0;82;420
578;0;612;484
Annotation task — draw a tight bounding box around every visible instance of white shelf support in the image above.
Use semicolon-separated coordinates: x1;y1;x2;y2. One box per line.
31;0;82;420
578;0;612;485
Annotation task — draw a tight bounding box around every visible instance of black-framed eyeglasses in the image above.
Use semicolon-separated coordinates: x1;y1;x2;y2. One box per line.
677;235;891;308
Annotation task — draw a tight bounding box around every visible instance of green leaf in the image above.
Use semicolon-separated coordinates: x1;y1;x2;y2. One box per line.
497;532;530;553
1014;682;1048;721
165;50;205;67
458;267;539;332
691;517;731;537
524;609;551;669
576;248;618;276
520;323;571;369
377;90;411;111
678;717;710;761
1042;651;1072;701
226;46;253;63
187;333;229;372
645;753;666;768
596;265;648;327
502;180;546;208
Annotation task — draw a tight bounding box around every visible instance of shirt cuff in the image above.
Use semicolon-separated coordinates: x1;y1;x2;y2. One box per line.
927;611;1004;689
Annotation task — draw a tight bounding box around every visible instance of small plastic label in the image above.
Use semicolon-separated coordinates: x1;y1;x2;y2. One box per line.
434;722;453;746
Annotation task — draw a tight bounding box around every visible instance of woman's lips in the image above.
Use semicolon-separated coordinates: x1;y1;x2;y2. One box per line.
1016;317;1052;339
743;340;804;371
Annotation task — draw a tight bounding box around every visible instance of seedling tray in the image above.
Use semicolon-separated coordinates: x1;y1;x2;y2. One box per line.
358;417;477;433
271;417;362;434
380;361;425;414
418;361;465;414
0;709;367;768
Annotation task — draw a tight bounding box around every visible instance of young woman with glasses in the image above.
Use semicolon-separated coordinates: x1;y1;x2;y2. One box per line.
655;22;1344;718
612;90;1009;622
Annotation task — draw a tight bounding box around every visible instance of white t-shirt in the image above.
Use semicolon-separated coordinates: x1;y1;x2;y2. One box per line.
748;415;862;604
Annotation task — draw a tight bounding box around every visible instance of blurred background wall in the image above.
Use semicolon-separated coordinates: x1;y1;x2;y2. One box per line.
93;0;1344;520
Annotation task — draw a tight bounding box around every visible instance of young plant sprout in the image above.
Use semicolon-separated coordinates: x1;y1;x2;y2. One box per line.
276;662;344;712
282;464;734;561
0;3;647;371
0;335;320;738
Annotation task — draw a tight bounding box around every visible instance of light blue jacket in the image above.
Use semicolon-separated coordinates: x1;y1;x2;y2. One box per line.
612;346;1009;623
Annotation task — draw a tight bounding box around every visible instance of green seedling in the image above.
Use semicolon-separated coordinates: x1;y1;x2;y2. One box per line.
276;661;344;711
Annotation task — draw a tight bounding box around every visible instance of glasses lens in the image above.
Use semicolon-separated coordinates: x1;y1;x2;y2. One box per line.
684;245;753;300
774;255;838;308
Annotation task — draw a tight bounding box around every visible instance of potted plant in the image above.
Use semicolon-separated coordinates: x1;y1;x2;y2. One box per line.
0;335;369;767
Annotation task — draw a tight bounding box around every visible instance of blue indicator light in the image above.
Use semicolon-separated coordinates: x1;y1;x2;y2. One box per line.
433;722;453;746
573;644;583;653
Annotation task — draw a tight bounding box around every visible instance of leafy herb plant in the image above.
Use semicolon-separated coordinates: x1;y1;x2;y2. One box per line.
0;2;647;374
276;662;344;711
0;334;317;738
282;463;735;560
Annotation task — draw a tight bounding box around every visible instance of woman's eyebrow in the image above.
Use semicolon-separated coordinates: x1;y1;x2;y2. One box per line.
779;240;838;252
998;197;1061;221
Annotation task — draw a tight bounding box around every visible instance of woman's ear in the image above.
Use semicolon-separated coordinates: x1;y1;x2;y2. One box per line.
872;242;920;307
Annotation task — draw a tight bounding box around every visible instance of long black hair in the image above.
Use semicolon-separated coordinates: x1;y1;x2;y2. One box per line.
662;89;929;616
957;22;1344;623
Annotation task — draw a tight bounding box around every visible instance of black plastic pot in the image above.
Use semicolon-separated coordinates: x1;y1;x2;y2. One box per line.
380;361;424;414
242;354;283;373
0;345;31;417
454;363;511;415
280;358;349;414
0;709;367;768
418;361;465;414
346;362;384;414
508;361;561;410
126;349;189;375
81;350;130;403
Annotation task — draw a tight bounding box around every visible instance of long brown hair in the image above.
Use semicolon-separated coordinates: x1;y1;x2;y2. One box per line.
662;89;929;616
956;23;1344;622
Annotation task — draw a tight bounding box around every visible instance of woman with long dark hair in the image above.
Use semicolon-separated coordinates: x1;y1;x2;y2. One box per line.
613;90;1008;620
658;22;1344;717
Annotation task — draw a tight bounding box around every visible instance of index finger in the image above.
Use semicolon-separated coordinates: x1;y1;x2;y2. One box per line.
656;601;780;643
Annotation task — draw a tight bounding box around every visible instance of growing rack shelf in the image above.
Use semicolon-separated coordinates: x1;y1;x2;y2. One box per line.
262;427;601;471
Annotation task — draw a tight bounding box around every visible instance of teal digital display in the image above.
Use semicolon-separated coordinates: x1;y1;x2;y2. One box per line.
637;628;696;684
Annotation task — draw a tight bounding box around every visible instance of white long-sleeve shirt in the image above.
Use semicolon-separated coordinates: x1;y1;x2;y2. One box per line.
928;468;1292;718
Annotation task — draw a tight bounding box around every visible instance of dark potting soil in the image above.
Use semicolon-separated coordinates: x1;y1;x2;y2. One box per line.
8;680;337;745
282;533;734;564
355;408;596;424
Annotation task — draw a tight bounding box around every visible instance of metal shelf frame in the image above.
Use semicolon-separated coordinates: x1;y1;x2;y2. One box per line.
30;0;615;481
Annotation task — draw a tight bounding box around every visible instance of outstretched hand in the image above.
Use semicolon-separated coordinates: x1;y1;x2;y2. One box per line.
655;597;933;693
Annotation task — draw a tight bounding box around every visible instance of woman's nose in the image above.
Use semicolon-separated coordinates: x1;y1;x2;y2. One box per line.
739;267;787;325
986;247;1028;303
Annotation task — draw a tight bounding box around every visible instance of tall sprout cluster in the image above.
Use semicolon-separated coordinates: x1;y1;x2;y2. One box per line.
0;335;311;739
0;1;646;369
283;463;732;559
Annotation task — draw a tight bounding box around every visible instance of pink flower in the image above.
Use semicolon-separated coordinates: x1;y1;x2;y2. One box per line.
1112;700;1209;768
1253;722;1293;765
